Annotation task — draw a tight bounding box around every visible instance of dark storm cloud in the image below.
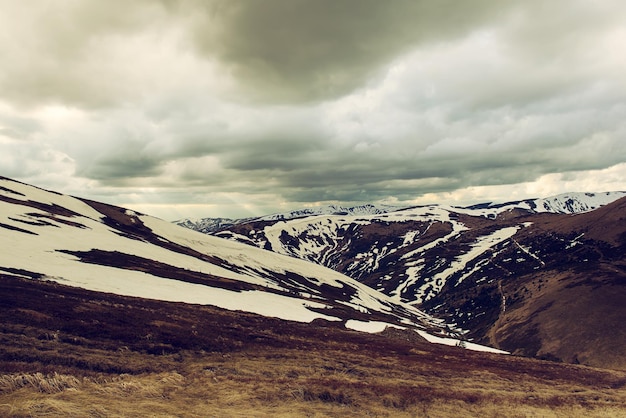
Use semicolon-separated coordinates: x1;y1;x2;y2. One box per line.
0;0;511;107
83;155;164;181
187;0;512;102
223;136;330;172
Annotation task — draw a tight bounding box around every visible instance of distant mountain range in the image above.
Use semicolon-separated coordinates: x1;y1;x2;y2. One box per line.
174;203;408;234
0;176;503;353
180;191;626;369
177;192;626;232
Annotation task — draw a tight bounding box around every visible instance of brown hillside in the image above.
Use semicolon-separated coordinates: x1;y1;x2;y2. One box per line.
2;275;626;417
485;197;626;370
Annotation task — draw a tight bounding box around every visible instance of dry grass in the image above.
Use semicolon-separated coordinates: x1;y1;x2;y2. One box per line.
2;349;626;417
2;276;626;417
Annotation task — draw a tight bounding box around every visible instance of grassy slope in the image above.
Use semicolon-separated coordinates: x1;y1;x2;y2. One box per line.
1;276;626;417
485;200;626;370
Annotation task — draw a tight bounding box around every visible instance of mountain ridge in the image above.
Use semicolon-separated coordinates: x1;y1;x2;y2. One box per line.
196;191;626;369
177;191;626;233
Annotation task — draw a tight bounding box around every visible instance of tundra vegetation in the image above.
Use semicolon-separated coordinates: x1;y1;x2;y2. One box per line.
1;276;626;417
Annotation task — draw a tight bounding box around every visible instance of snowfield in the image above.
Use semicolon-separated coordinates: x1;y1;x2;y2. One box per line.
1;177;497;352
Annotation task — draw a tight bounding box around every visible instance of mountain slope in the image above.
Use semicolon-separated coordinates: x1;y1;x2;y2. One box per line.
203;194;626;369
0;176;496;350
2;178;626;415
4;272;626;417
481;199;626;369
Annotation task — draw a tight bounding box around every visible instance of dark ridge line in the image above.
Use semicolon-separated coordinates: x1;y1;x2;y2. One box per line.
0;185;26;196
0;222;38;235
0;267;44;279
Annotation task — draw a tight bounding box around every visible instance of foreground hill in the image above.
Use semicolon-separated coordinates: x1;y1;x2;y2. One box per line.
2;275;626;417
200;193;626;369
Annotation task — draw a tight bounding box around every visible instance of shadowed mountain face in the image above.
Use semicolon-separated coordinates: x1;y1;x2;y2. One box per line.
203;195;626;370
481;200;626;369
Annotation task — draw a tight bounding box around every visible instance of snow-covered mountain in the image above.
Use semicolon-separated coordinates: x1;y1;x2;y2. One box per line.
209;191;625;304
257;203;409;221
174;217;250;234
0;176;508;353
174;204;406;234
177;192;626;234
464;191;626;214
200;192;626;369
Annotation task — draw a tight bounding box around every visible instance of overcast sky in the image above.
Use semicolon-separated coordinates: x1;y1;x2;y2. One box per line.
2;1;626;220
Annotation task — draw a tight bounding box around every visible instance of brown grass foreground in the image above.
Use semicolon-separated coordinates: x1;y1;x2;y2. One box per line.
1;276;626;417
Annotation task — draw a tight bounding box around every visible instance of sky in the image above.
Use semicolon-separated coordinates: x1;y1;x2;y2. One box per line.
1;0;626;221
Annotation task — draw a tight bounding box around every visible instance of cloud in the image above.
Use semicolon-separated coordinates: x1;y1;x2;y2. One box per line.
179;0;515;102
0;0;513;107
1;1;625;219
0;1;231;108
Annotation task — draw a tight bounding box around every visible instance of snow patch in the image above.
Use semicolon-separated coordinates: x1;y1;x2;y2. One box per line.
416;331;509;354
345;320;405;333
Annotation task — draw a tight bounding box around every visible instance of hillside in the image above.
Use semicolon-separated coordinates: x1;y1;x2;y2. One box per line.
482;198;626;369
2;275;626;417
205;194;626;369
